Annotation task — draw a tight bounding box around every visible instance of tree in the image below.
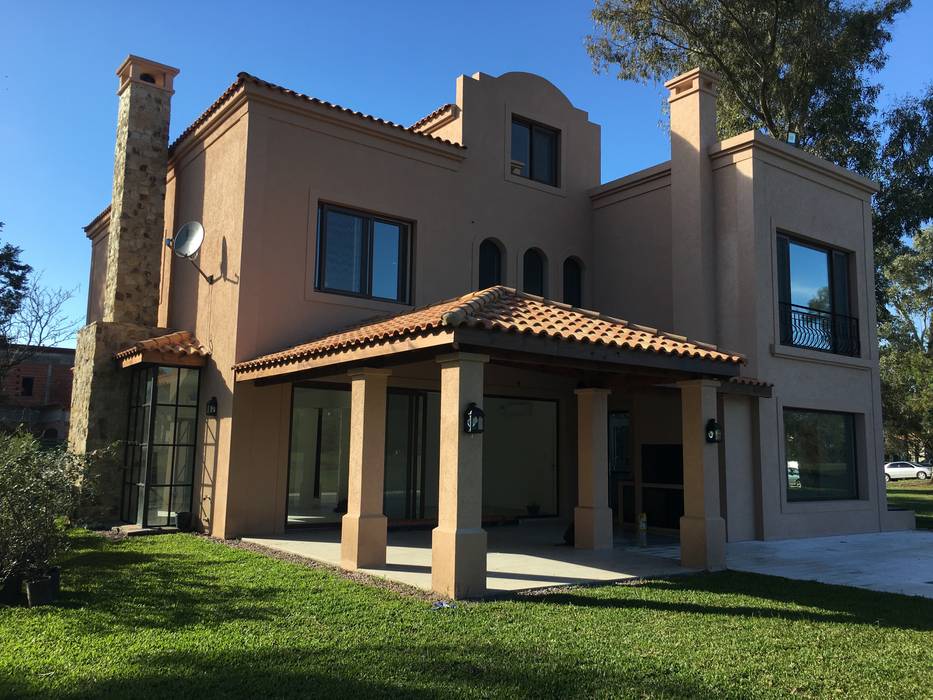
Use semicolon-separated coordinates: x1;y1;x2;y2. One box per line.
0;223;78;388
879;226;933;459
587;0;909;174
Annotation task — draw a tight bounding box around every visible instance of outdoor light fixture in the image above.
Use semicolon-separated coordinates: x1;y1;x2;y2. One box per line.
464;402;485;434
786;131;799;147
206;396;218;417
705;418;722;444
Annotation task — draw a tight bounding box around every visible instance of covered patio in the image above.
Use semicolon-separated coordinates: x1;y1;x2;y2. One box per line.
243;520;688;595
233;286;767;598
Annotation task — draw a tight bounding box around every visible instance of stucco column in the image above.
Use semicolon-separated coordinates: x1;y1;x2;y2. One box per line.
340;368;391;570
432;352;489;599
678;379;726;570
574;388;613;549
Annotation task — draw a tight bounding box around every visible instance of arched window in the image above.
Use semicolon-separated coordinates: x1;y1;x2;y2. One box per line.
563;257;583;307
523;248;546;297
478;239;503;289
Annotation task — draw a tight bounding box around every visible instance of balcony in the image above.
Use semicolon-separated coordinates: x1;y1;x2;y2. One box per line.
779;302;860;357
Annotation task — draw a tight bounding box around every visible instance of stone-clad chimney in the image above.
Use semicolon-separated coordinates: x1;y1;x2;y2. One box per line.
666;68;720;342
102;56;179;325
69;56;179;482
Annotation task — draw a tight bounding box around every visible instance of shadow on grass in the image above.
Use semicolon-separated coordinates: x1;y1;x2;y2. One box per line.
6;643;726;700
523;570;933;632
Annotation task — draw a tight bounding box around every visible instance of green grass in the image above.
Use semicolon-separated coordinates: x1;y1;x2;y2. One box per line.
887;479;933;529
2;532;932;699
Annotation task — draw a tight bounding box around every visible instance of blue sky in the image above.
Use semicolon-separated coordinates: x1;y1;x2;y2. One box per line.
2;0;932;345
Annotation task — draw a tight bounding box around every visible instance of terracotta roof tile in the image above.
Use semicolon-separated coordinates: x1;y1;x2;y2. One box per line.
728;375;773;388
169;73;465;155
410;103;455;131
234;287;745;375
83;204;111;233
114;330;209;362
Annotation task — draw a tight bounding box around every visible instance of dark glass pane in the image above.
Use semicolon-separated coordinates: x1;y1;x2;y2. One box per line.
641;444;684;485
323;209;365;293
372;221;402;301
149;446;173;485
153;405;176;444
175;406;197;445
142;370;153;406
563;257;582;307
174;445;194;484
156;367;178;404
146;486;170;527
136;406;150;444
478;240;502;289
511;120;530;177
178;368;199;406
171;485;192;517
531;125;558;185
642;488;684;529
785;409;857;501
523;249;545;296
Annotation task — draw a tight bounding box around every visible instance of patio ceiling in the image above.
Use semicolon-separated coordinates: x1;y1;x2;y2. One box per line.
233;287;757;387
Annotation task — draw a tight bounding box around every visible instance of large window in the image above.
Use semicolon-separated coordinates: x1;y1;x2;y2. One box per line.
121;365;199;527
563;257;583;307
316;204;411;303
523;248;546;296
777;235;858;356
784;408;858;502
511;116;560;187
478;239;503;289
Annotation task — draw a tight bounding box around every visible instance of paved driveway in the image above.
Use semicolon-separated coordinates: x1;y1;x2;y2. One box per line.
726;530;933;599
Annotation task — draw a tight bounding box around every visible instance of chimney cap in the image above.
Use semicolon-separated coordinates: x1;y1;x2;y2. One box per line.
664;67;720;103
116;55;180;95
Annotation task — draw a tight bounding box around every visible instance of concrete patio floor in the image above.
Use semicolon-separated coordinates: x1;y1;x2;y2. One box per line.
244;521;692;595
725;530;933;599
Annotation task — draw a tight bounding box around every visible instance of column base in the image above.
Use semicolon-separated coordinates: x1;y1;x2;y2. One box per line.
574;506;613;549
340;513;387;570
431;527;487;599
679;515;726;571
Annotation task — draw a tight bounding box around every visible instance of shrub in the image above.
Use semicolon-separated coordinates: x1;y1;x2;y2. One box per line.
0;432;111;581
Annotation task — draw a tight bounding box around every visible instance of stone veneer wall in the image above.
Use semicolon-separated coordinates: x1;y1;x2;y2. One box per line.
101;77;172;327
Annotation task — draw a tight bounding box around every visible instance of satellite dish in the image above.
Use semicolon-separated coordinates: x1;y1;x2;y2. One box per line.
172;222;204;258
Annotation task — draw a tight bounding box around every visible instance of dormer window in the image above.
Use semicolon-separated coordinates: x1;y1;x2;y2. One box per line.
511;116;559;187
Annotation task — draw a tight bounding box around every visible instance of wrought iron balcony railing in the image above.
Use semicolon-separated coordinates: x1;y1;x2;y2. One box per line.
779;302;860;357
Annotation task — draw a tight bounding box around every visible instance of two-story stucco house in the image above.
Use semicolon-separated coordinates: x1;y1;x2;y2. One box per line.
70;55;912;599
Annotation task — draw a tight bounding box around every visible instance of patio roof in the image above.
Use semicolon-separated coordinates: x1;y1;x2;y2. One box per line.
234;287;749;383
115;330;209;369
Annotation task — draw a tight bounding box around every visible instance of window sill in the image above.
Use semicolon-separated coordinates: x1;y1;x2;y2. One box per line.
780;498;873;515
306;288;414;314
770;343;873;369
503;170;566;198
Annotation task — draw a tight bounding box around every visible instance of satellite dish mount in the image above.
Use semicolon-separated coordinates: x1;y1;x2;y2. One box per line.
166;221;216;284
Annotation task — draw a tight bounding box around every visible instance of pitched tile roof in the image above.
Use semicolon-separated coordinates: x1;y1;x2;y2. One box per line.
234;286;745;376
169;73;465;155
410;103;456;131
114;330;209;363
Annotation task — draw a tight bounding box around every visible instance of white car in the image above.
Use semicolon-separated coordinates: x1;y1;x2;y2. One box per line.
884;461;931;482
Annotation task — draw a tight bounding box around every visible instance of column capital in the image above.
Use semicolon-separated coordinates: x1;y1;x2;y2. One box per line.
676;378;722;390
347;367;392;381
436;352;490;366
574;387;612;397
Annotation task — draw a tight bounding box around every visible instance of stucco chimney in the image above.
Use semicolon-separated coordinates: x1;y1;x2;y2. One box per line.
665;68;720;342
101;55;179;326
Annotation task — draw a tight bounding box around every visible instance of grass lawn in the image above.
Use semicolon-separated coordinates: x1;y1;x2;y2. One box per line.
2;532;932;699
887;479;933;529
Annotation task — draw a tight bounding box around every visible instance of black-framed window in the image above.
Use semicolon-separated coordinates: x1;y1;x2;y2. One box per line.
784;408;858;502
511;116;560;187
523;248;546;296
563;257;583;307
20;376;34;397
316;204;411;304
478;239;503;289
777;234;858;356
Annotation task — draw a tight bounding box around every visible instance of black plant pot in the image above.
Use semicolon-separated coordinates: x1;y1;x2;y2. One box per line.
0;574;23;606
25;576;57;607
175;511;193;532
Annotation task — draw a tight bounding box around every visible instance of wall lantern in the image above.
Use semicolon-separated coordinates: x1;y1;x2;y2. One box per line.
206;396;218;417
705;418;722;444
464;402;485;434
